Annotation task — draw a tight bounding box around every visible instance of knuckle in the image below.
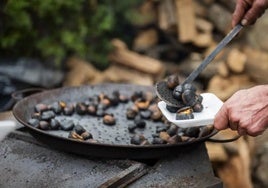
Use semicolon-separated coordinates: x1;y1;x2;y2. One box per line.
246;126;264;136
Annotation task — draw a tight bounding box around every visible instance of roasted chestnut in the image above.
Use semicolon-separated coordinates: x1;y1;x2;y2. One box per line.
156;125;168;133
31;112;41;119
63;105;74;116
134;115;146;128
75;103;87;115
126;106;138;120
167;74;180;89
39;120;50;130
81;131;93;140
134;98;150;110
131;91;144;102
59;119;74;131
59;101;67;109
152;137;166;145
166;105;179;113
34;103;49;113
192;102;203;112
28;118;40;128
128;124;137;133
119;94;129;103
130;134;146;145
68;131;83;140
103;114;116;125
50;119;60;130
87;105;97;115
166;124;178;136
49;102;62;114
176;106;194;120
167;135;182;144
74;124;86;135
149;104;162;121
173;85;184;100
139;110;152;119
185;127;200;138
41;110;55;121
159;131;170;142
182;89;197;107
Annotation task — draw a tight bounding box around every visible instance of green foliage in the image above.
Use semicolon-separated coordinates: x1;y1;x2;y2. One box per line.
0;0;143;69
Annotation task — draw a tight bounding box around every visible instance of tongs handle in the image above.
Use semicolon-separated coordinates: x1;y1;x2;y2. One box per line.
182;24;243;85
207;129;241;143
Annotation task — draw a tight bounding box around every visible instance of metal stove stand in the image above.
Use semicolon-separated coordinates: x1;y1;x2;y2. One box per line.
0;112;222;188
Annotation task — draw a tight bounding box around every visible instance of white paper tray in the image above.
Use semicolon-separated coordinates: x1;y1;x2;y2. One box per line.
158;93;223;128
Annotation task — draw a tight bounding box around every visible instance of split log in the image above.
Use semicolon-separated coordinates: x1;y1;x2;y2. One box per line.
206;142;228;162
195;18;214;33
102;64;154;86
203;42;226;61
175;0;197;43
109;39;165;78
157;0;177;32
133;29;158;51
193;0;209;18
192;32;213;48
207;74;255;101
226;49;247;73
63;57;104;86
207;130;254;188
217;61;229;77
208;3;232;34
243;47;268;84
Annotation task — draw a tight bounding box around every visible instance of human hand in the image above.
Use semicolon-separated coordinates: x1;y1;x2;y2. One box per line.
214;85;268;136
232;0;268;27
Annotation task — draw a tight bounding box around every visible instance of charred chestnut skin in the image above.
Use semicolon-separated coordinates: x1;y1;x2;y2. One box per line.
167;74;180;89
28;118;40;128
50;119;60;130
76;103;87;115
130;134;147;145
103;114;116;125
74;124;86;135
171;83;204;113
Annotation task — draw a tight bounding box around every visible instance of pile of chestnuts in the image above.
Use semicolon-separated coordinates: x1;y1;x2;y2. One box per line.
165;74;204;120
27;87;213;146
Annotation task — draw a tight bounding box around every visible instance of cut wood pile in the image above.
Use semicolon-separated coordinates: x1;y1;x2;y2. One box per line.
63;1;268;187
64;0;268;98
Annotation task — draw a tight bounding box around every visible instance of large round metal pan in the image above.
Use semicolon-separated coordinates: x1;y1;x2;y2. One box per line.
13;83;219;159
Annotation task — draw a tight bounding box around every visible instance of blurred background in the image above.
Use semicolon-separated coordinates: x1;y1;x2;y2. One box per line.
0;0;268;187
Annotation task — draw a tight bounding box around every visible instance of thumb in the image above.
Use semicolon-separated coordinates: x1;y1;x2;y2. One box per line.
214;105;229;130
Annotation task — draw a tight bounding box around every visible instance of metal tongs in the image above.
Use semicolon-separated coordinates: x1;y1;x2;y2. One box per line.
156;24;243;107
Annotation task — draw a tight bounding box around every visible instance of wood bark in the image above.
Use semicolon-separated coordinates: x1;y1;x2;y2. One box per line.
109;39;165;77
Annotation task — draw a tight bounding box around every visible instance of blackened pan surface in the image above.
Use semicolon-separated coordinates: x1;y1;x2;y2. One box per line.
12;83;217;159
